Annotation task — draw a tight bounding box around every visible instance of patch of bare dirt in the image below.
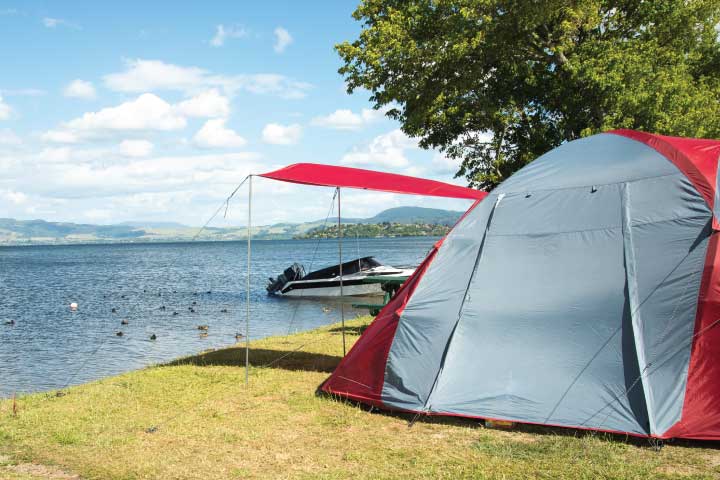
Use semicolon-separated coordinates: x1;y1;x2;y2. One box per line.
0;456;81;479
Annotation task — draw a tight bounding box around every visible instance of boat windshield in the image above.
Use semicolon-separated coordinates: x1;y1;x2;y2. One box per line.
303;256;382;280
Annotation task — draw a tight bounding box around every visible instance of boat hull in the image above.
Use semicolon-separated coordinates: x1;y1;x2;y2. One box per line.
277;281;383;297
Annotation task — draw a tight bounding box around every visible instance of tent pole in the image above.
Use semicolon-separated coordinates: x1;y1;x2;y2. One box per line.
246;175;252;386
338;187;346;356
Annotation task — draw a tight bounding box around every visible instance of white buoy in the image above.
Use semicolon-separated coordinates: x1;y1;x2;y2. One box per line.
69;302;78;311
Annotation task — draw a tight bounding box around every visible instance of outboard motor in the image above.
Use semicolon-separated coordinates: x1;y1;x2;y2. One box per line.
267;263;305;294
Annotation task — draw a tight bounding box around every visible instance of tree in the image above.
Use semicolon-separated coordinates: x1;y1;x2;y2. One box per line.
337;1;720;190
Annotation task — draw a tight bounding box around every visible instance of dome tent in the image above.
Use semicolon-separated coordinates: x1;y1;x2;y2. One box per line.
320;130;720;440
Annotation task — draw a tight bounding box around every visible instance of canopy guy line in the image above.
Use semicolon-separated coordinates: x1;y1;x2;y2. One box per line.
580;315;720;431
337;187;346;356
58;238;130;393
257;163;484;369
144;333;330;435
46;164;482;432
285;188;338;336
261;337;327;370
192;175;250;242
138;176;256;432
60;329;112;391
55;176;253;395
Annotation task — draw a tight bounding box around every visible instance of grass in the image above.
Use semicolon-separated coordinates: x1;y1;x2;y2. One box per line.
0;316;719;479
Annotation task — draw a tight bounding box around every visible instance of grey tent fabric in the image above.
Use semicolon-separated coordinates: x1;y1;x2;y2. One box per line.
381;134;711;436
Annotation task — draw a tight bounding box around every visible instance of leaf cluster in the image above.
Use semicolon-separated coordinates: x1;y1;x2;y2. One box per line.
338;0;720;189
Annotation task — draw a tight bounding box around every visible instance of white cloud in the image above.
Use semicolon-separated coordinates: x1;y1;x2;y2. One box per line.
341;129;418;168
194;118;247;148
1;150;261;204
0;189;27;205
0;129;20;145
312;108;385;130
42;17;61;27
65;93;187;132
63;79;96;99
41;129;79;144
0;96;11;120
82;208;115;221
119;139;154;158
42;17;79;29
261;123;301;145
0;139;470;224
32;146;141;167
42;91;231;143
36;147;74;163
273;27;293;53
103;59;312;99
104;59;206;93
175;89;229;118
239;74;311;99
210;24;248;47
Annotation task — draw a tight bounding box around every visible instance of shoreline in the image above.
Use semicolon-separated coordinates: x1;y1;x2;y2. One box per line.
2;317;719;479
0;234;445;249
0;312;364;400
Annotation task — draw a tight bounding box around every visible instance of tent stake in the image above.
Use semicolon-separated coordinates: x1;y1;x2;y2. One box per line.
338;187;346;356
246;175;252;386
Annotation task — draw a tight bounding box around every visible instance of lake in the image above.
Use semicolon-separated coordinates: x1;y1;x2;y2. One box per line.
0;237;438;398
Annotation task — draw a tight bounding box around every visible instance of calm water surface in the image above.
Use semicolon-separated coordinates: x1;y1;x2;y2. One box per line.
0;237;437;397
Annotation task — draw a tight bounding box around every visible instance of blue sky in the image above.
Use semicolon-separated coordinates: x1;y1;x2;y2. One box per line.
0;1;473;226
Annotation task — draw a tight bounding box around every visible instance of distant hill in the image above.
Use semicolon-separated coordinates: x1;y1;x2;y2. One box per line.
364;206;462;226
0;218;145;243
0;207;465;246
117;221;188;229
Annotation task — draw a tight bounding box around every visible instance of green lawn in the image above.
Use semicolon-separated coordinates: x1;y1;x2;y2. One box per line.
0;317;718;479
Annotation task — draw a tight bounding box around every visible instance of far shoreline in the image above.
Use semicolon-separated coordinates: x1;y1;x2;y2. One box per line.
0;234;445;249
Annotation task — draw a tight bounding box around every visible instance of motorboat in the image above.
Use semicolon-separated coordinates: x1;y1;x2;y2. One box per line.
266;256;414;297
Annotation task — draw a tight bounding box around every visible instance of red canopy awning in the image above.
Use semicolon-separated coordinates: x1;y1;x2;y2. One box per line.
258;163;486;200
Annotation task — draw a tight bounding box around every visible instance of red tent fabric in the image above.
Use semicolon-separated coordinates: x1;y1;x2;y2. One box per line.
320;240;443;407
258;163;487;200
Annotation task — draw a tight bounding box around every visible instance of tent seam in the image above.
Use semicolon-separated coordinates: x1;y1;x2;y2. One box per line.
621;182;656;436
420;194;505;413
495;172;683;196
487;214;711;238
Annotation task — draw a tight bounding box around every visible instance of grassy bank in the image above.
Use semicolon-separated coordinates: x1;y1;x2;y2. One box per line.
0;317;718;479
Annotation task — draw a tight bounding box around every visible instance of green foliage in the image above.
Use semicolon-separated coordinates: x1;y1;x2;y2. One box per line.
297;222;451;239
338;0;720;189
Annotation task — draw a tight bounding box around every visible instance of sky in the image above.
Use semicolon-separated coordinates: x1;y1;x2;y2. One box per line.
0;1;474;227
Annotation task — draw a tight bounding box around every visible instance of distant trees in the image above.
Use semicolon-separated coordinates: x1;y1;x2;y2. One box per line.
337;1;720;189
297;223;451;239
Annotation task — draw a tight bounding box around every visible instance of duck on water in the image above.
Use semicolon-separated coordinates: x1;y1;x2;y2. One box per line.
266;256;414;297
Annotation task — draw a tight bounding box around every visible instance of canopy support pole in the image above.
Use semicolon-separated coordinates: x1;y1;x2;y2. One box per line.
337;187;346;356
246;175;252;386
